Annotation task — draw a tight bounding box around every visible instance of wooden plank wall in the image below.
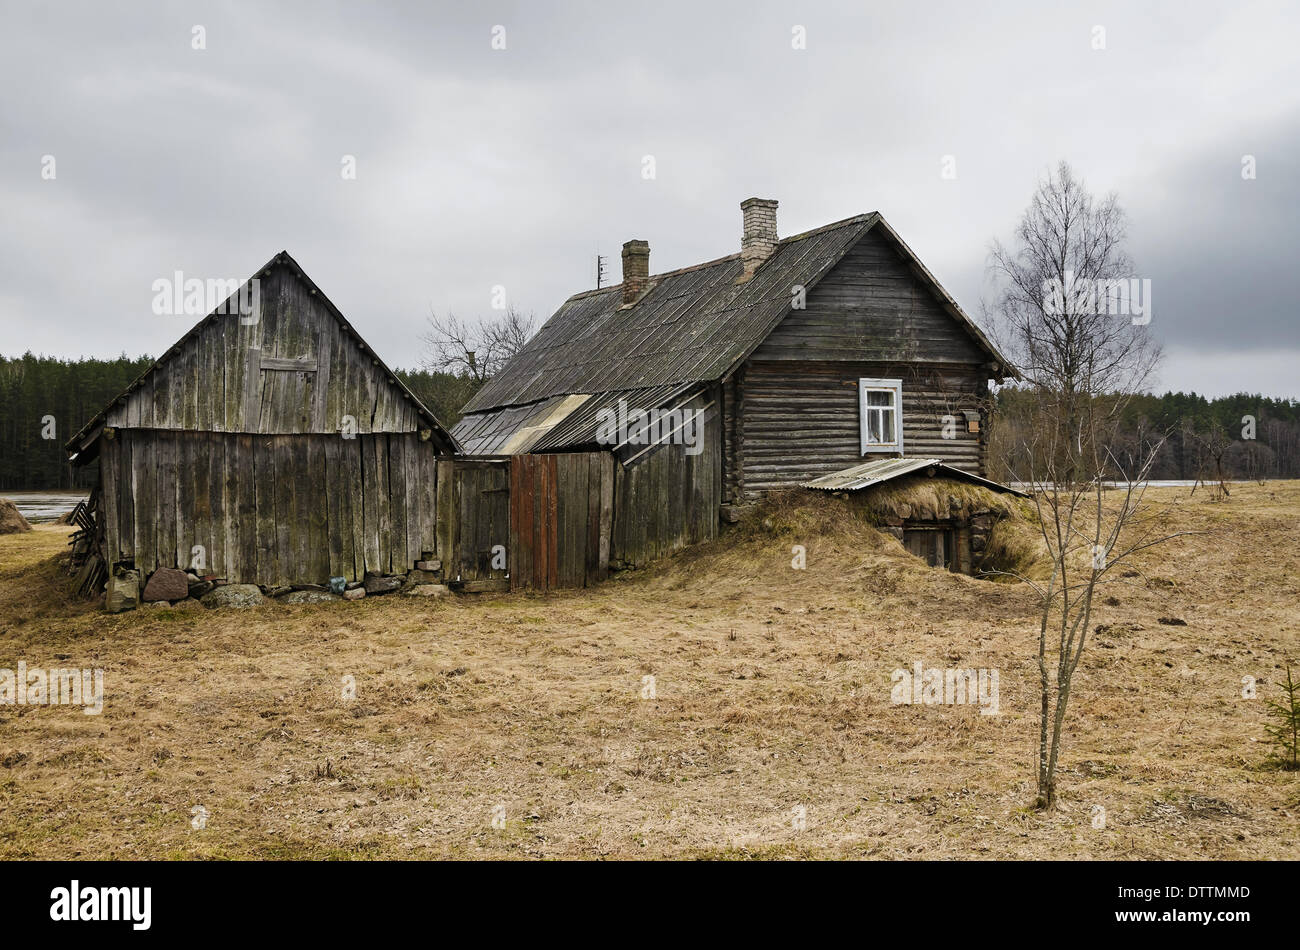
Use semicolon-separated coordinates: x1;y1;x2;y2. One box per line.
739;360;987;493
610;392;722;569
106;265;424;436
101;429;437;585
508;453;614;591
436;459;510;584
720;377;741;506
749;228;989;365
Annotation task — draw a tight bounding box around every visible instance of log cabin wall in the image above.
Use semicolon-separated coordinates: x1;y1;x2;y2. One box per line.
720;377;742;506
99;429;438;587
737;225;994;496
749;228;989;366
738;360;987;495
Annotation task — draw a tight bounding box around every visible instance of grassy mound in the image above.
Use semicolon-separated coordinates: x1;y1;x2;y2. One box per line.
853;475;1022;523
0;498;32;535
635;478;1047;593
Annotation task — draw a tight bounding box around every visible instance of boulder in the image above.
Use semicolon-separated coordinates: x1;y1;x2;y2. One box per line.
281;590;341;605
405;584;450;598
142;567;190;603
106;570;140;613
0;498;31;535
363;573;403;595
342;588;366;601
200;584;264;609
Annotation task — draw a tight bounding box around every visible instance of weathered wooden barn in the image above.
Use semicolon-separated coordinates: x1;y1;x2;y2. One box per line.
453;199;1017;570
68;201;1021;605
66;251;460;590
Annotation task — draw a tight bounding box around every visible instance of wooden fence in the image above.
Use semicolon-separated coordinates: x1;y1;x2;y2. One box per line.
437;452;615;592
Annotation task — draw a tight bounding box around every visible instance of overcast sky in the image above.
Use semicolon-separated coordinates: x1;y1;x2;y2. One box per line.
2;1;1297;398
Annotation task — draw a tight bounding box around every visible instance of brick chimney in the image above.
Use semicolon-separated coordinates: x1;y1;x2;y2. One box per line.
740;197;778;277
621;240;650;305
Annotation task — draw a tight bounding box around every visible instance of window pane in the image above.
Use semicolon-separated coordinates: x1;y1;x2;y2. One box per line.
880;408;895;442
867;390;893;407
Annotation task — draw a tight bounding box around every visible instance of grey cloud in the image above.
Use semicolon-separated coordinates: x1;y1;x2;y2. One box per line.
1;0;1296;398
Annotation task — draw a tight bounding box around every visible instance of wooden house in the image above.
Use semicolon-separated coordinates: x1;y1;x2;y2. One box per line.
453;199;1016;569
65;251;459;589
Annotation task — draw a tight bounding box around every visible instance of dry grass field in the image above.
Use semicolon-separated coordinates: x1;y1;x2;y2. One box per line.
1;482;1297;860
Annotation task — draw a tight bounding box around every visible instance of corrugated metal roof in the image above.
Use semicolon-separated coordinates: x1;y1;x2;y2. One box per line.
802;457;1027;496
452;382;704;455
530;382;702;453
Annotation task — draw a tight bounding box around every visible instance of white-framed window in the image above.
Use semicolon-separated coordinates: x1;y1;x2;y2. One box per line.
859;378;903;454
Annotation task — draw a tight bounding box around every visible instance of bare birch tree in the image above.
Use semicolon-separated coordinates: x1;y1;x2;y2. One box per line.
986;162;1185;807
1189;420;1232;500
987;161;1162;481
1007;421;1189;807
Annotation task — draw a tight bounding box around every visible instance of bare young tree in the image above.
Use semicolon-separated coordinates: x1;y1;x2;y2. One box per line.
421;306;536;383
1189;420;1232;500
987;161;1163;480
987;162;1184;807
1004;420;1189;808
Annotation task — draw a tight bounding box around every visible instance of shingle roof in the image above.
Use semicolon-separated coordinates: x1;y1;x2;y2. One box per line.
463;213;883;414
464;212;1012;425
455;210;1016;455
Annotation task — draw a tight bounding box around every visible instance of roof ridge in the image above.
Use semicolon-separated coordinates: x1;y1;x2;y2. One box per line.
561;211;878;303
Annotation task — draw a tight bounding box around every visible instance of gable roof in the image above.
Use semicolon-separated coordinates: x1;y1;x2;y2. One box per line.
463;212;1012;419
66;250;459;460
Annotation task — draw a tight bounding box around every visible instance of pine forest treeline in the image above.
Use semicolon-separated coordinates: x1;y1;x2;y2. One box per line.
0;353;483;491
1;352;1296;491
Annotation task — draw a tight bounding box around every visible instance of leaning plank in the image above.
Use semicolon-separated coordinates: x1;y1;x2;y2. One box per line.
436;459;456;573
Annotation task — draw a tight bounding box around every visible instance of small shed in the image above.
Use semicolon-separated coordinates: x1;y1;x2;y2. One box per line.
803;458;1026;574
66;251;459;589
